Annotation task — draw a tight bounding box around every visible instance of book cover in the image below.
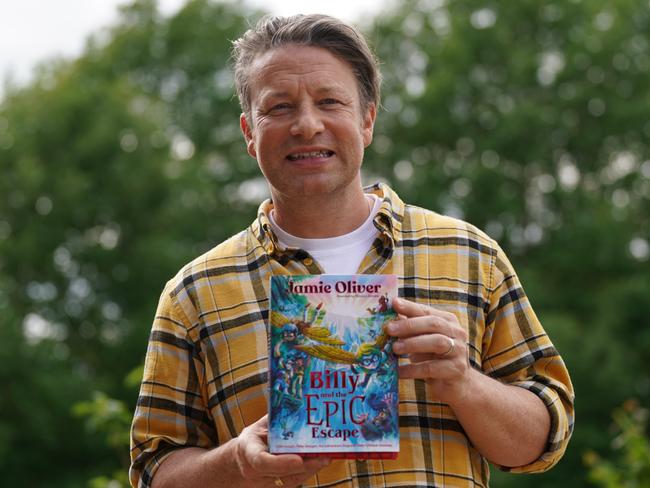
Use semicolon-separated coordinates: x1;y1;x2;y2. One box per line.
268;274;399;459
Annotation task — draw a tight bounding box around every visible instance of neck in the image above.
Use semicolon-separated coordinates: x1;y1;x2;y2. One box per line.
271;186;370;239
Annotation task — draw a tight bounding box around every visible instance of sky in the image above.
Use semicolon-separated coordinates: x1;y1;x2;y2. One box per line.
0;0;386;93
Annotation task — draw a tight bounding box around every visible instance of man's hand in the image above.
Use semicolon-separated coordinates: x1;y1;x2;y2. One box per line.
388;297;471;404
234;415;330;488
152;415;330;488
387;297;551;467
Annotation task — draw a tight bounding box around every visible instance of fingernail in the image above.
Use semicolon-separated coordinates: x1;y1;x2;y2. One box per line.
393;340;403;353
387;322;398;334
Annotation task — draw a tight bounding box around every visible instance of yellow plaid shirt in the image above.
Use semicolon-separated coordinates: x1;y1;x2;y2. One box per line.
130;183;574;487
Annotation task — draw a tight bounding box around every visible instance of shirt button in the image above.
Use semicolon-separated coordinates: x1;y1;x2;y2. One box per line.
303;257;314;266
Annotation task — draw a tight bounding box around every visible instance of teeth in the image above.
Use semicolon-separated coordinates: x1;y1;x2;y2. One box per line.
288;151;332;160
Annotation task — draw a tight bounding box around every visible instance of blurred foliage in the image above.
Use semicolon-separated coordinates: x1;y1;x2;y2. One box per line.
0;0;649;486
73;391;132;488
368;1;650;485
584;400;650;487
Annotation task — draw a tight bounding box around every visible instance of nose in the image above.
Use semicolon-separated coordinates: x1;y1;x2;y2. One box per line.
289;105;324;139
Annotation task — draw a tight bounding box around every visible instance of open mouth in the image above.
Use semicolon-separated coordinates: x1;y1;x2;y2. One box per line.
287;150;335;161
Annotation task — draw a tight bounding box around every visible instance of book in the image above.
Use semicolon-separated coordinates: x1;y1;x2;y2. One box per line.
268;274;399;459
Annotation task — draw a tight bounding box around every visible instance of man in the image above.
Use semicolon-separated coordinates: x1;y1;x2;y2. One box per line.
130;14;574;488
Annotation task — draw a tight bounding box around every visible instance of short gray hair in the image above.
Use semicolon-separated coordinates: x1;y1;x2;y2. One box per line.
232;14;381;121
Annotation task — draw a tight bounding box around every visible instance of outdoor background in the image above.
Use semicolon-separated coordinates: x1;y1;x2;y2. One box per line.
1;0;649;486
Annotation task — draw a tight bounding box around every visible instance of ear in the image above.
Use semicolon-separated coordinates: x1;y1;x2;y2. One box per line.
240;113;257;158
362;103;377;148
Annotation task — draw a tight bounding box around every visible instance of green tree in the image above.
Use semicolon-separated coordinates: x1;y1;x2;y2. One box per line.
1;1;263;485
366;0;650;486
2;0;649;486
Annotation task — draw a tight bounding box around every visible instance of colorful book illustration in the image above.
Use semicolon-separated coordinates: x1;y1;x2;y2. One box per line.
268;274;399;459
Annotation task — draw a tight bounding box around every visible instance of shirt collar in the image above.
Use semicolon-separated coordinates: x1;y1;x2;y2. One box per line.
251;182;404;255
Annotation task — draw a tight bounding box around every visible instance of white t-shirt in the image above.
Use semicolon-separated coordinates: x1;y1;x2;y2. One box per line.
269;194;382;274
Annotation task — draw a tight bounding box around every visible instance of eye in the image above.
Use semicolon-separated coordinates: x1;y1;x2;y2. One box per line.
319;98;341;106
268;103;292;113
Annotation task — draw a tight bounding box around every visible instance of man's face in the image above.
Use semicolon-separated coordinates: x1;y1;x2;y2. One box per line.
240;44;376;200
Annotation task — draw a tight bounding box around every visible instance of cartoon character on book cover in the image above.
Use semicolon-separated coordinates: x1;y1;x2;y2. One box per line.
268;274;399;456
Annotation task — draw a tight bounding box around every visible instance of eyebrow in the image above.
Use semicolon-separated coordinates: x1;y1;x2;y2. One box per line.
262;86;345;100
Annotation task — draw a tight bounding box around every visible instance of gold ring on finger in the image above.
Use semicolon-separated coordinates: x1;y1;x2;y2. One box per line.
274;478;285;487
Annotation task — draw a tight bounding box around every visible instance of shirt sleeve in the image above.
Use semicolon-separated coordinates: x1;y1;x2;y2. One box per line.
481;244;575;473
129;280;215;488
